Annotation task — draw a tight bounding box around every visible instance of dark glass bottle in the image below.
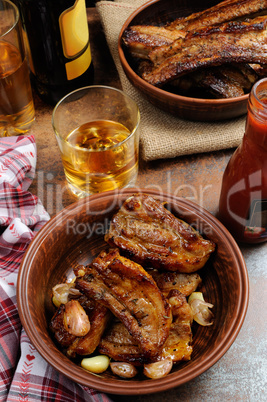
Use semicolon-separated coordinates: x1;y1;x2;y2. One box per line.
14;0;94;105
218;78;267;244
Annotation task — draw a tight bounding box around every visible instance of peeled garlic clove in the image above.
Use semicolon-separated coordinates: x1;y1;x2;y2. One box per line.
81;355;110;374
110;362;138;378
188;292;214;326
143;357;173;379
63;300;90;336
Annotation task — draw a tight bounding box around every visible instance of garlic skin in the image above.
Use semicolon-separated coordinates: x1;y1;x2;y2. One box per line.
110;362;138;378
143;357;173;379
63;300;90;337
188;292;214;326
52;281;81;307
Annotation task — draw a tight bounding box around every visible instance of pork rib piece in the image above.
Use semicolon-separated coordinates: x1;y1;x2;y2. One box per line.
122;0;267;59
122;25;182;59
168;64;259;99
166;0;267;32
99;289;194;364
105;193;215;273
151;270;202;297
143;16;267;86
75;248;172;362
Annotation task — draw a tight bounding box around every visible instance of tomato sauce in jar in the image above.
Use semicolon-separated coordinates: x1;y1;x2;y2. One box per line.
218;78;267;244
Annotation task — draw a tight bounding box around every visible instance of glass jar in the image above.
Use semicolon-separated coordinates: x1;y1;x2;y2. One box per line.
218;78;267;244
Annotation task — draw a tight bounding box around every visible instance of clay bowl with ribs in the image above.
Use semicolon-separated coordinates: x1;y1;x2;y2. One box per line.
118;0;265;121
17;189;249;395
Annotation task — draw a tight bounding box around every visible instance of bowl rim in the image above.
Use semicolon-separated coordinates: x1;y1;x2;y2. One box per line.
17;188;249;395
118;0;249;107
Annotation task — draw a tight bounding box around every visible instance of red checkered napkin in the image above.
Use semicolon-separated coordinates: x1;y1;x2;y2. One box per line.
0;136;113;402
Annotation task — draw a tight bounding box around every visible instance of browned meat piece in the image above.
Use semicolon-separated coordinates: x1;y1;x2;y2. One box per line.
50;303;77;348
50;295;111;357
159;290;193;362
105;193;215;273
143;16;267;86
66;302;112;357
194;69;245;98
99;321;145;365
122;0;267;60
165;63;259;98
75;249;172;361
166;0;267;32
249;63;267;77
236;64;261;88
99;290;194;364
150;15;267;66
151;270;202;296
191;64;258;98
122;25;182;59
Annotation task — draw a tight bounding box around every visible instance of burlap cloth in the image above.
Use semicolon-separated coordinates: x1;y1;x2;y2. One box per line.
96;0;245;161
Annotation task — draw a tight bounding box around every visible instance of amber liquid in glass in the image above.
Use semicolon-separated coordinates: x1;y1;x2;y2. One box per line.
62;120;138;194
0;41;35;136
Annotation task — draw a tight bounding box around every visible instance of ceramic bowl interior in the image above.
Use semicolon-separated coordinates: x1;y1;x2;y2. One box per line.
118;0;250;121
17;189;249;395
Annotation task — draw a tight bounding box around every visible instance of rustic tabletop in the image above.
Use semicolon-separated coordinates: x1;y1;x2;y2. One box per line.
27;8;266;402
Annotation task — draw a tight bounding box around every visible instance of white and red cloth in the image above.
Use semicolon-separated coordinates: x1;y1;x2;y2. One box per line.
0;136;113;402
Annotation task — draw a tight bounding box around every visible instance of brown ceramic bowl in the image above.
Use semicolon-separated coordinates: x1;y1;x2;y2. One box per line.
17;189;249;395
118;0;250;121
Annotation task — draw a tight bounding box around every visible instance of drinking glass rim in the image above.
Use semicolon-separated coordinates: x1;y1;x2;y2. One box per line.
52;85;141;153
0;0;19;38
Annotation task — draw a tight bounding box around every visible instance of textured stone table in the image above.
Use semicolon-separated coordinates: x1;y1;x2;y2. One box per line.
27;8;267;402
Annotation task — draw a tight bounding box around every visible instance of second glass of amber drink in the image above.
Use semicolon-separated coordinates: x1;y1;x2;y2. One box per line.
52;86;140;197
0;0;35;137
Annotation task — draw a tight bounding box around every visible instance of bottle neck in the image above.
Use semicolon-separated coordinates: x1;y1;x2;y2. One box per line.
245;78;267;149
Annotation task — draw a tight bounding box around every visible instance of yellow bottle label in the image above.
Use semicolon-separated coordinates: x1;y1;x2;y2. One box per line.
59;0;91;80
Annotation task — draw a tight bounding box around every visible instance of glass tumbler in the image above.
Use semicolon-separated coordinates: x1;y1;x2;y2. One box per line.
52;85;140;198
0;0;35;137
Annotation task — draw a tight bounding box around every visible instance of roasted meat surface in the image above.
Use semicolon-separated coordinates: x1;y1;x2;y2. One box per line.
122;25;182;59
50;303;78;348
122;0;267;59
75;248;172;361
99;290;194;364
122;0;267;98
105;193;215;273
99;321;144;365
166;0;267;32
143;16;267;86
151;270;202;297
66;302;112;357
50;295;111;357
170;64;259;98
160;290;193;362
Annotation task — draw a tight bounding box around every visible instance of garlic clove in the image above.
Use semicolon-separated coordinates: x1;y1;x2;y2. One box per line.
110;362;138;378
63;300;90;336
143;357;173;379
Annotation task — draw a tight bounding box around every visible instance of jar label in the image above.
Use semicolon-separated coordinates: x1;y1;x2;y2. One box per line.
59;0;91;80
244;199;267;240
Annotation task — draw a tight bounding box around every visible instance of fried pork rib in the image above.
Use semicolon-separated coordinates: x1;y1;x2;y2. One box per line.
75;249;172;361
143;16;267;86
169;64;259;98
122;25;182;59
122;0;267;59
166;0;267;32
151;270;202;297
99;290;193;364
105;194;215;273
